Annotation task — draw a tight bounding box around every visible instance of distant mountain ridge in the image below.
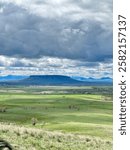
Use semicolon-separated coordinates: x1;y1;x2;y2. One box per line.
0;75;28;82
71;76;112;83
0;75;112;86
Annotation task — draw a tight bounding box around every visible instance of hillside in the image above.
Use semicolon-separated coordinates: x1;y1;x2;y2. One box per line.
0;123;112;150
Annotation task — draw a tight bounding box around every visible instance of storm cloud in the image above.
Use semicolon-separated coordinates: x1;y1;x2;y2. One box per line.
0;0;112;62
0;0;113;77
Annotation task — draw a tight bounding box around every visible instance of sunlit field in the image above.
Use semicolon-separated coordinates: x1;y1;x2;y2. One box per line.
0;86;113;150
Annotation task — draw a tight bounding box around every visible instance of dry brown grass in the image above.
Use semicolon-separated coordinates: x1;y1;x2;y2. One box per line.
0;122;112;150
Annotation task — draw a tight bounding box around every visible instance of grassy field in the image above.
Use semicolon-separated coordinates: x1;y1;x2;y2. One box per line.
0;86;113;150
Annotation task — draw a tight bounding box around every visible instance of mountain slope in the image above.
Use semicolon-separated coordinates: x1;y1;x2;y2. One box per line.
71;76;112;83
0;75;112;86
15;75;89;86
0;75;28;82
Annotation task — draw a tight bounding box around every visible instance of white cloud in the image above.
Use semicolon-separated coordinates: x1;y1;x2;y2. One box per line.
0;55;112;78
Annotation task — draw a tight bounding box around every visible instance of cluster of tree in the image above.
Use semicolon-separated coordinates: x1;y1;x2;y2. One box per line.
0;107;7;113
68;105;80;111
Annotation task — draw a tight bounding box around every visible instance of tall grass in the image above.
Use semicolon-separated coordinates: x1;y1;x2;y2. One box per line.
0;123;112;150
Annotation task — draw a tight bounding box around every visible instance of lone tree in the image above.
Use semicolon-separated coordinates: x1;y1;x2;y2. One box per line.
0;107;7;113
31;117;38;126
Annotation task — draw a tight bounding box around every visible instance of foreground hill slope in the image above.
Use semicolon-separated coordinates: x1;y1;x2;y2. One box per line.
0;123;112;150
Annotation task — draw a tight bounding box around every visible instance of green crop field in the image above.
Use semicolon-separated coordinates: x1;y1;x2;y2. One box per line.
0;86;113;150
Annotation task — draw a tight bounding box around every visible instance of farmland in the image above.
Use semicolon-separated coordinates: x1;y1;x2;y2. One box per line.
0;86;113;150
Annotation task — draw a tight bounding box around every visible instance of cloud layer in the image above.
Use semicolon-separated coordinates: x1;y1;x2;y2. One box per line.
0;0;113;77
0;0;112;61
0;55;112;78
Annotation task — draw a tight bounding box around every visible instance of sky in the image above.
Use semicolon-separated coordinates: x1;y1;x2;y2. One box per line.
0;0;113;78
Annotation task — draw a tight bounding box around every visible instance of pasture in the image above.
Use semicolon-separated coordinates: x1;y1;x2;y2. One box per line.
0;86;113;149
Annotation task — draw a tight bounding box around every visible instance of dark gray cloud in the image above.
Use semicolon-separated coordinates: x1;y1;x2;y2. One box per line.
0;0;112;62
